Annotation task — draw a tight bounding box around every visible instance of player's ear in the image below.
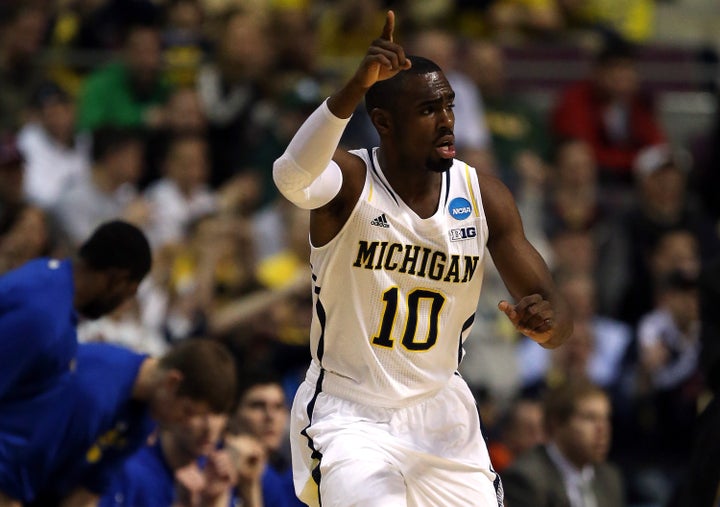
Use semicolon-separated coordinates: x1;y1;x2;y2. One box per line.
162;369;184;395
370;109;392;135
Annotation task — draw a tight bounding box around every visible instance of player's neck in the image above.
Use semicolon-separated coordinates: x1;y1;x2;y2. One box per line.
377;147;442;217
160;431;197;470
132;357;159;402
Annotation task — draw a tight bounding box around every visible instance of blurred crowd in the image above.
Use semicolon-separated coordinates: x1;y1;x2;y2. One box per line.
0;0;719;506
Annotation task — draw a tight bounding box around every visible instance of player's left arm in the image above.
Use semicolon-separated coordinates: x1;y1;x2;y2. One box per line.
58;488;99;507
479;172;572;349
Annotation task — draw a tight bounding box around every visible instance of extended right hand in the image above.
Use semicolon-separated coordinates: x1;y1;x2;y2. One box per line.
353;10;412;89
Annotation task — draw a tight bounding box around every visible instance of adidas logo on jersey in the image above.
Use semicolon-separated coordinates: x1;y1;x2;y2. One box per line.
370;214;390;228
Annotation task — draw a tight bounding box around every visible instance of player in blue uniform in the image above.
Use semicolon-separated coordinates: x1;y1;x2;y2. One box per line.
13;340;237;507
0;219;151;402
98;438;176;507
97;364;233;507
0;220;152;506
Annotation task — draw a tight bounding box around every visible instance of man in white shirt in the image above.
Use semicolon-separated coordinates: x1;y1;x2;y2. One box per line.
17;81;90;209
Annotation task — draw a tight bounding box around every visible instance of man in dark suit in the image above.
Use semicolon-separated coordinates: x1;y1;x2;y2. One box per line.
501;380;624;507
667;256;720;507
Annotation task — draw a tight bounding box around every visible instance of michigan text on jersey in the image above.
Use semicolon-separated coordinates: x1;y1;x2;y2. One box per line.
353;241;480;283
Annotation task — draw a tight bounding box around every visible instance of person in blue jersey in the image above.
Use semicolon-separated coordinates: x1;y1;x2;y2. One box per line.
21;339;237;507
0;219;151;402
272;10;572;507
227;368;304;507
98;387;233;507
0;220;152;507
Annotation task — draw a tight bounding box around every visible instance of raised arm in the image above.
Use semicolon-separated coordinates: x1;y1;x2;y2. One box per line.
480;172;572;349
272;11;411;244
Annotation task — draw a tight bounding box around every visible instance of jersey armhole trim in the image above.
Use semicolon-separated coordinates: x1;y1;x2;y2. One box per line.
464;164;480;218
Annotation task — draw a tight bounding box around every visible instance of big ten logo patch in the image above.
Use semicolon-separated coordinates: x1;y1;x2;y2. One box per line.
86;423;128;463
449;226;477;242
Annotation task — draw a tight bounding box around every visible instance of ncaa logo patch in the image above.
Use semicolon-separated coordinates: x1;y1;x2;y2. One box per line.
448;197;472;220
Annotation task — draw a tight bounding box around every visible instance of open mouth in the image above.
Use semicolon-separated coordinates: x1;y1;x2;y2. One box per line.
436;137;456;159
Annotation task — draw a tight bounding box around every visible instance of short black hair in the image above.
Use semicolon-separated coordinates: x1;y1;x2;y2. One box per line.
78;220;152;281
91;126;143;163
236;367;284;404
364;55;443;115
595;36;636;66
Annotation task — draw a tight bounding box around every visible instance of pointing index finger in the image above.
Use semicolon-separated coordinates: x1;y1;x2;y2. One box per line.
381;10;395;42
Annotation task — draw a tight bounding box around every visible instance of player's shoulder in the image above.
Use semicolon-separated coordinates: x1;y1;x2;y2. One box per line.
467;167;514;209
336;148;370;177
0;259;72;322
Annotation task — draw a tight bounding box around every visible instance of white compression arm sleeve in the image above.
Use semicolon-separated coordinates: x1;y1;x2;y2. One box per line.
273;99;350;209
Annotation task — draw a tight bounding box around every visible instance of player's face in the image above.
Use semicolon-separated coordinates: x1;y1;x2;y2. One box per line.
234;384;288;452
557;394;611;466
158;396;214;426
80;276;140;319
391;72;456;173
172;412;228;457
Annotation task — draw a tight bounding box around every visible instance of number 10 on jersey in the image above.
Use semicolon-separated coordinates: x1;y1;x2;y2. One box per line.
371;287;446;351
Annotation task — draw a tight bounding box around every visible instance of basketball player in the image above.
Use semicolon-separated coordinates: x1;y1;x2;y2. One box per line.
12;340;236;507
0;220;152;507
272;11;572;507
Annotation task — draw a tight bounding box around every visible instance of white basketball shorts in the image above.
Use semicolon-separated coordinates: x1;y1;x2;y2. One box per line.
290;367;504;507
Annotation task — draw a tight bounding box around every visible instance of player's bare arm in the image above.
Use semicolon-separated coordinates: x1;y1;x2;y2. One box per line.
480;171;572;349
274;10;411;246
58;488;99;507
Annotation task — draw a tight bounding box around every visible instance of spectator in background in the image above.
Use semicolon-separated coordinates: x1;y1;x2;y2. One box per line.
77;21;173;132
0;3;48;132
52;126;149;248
59;0;161;53
407;28;493;174
143;85;208;187
501;381;624;507
17;81;91;210
0;135;56;274
241;81;323;212
545;138;628;315
487;396;546;474
621;227;701;327
618;269;702;506
551;38;665;191
315;0;386;74
161;0;212;88
175;438;263;507
559;0;655;43
667;256;720;507
271;7;322;82
517;271;633;395
465;40;551;192
218;432;267;507
636;271;701;460
229;368;305;507
197;8;274;188
620;143;718;324
161;211;271;344
144;132;217;250
548;228;596;279
485;0;565;42
78;296;170;358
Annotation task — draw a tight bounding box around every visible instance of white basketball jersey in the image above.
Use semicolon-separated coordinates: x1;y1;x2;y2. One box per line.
307;148;489;408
